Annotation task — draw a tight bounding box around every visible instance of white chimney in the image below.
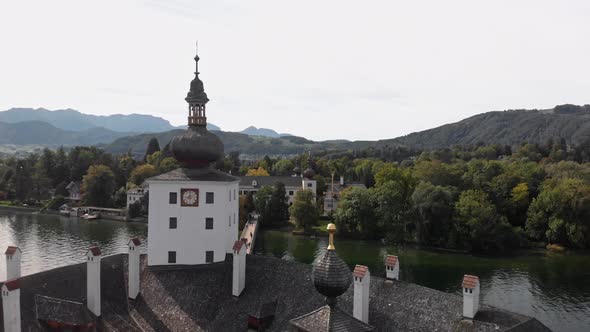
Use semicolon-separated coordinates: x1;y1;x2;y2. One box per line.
5;246;21;280
128;238;141;300
2;279;21;332
385;255;399;280
339;176;344;186
462;275;480;319
86;246;101;316
353;265;370;323
232;239;246;297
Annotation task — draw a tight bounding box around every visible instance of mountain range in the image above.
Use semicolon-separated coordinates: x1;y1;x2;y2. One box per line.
1;105;590;158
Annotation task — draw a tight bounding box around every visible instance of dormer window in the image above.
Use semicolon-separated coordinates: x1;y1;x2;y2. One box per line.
252;180;258;187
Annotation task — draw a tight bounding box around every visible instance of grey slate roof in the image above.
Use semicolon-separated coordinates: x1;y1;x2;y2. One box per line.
130;254;551;332
238;175;302;188
0;254;140;332
147;167;239;182
290;305;374;331
35;294;95;326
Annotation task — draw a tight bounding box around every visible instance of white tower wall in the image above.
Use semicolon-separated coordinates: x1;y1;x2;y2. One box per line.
353;265;370;323
232;240;246;297
128;239;141;300
5;246;21;280
385;255;399;280
147;180;239;266
86;248;101;316
462;275;480;319
2;282;21;332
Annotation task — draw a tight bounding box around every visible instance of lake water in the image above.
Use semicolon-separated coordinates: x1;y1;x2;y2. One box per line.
1;211;589;332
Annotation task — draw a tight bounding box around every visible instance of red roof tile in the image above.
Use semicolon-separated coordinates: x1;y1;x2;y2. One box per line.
129;238;141;246
3;279;20;291
233;240;245;253
385;255;398;267
5;245;20;256
462;275;479;289
353;265;368;278
88;246;102;257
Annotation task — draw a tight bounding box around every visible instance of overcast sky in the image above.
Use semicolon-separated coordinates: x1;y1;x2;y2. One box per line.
1;1;590;141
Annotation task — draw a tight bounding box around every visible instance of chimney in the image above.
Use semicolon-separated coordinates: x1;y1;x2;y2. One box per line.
462;275;480;319
5;246;21;280
232;239;247;297
128;238;141;300
353;265;370;323
2;279;21;332
86;246;101;316
385;255;399;280
339;176;344;186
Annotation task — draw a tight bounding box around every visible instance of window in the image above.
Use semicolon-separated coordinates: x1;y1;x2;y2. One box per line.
307;183;313;188
229;190;232;201
289;191;294;195
206;250;214;263
233;189;236;200
169;217;177;229
233;213;236;224
206;217;214;229
169;192;177;204
229;216;231;227
206;192;214;204
168;251;176;263
239;190;243;195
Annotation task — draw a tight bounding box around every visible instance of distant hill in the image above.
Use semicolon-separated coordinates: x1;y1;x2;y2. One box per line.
0;108;182;133
0;121;132;146
388;105;590;150
239;126;293;138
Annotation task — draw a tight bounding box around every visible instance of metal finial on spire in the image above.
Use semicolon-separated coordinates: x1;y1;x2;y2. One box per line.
327;223;336;250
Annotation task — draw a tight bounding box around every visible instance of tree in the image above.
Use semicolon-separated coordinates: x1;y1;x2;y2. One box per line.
46;195;66;211
289;190;319;232
129;164;157;186
333;187;377;238
239;193;255;228
411;182;456;246
144;137;161;161
246;167;270;176
158;157;180;173
272;159;295;176
82;165;115;207
254;186;274;226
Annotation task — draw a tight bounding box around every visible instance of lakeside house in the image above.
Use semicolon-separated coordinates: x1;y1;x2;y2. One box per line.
65;181;82;202
238;172;317;206
126;183;148;209
323;176;366;215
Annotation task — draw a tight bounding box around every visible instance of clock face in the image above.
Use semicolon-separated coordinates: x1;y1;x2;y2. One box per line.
181;189;199;206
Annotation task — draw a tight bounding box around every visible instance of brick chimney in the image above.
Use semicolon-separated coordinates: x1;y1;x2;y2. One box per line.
128;238;141;300
385;255;399;280
353;265;370;323
86;246;101;316
462;275;480;319
232;239;247;297
2;279;21;332
5;246;21;280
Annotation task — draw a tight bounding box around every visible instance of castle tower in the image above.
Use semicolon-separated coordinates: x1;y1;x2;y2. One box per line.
146;47;240;267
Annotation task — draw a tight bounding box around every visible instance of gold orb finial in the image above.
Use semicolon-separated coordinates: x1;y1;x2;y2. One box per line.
327;223;336;250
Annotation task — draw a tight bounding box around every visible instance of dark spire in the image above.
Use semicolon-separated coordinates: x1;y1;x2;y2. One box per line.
170;47;224;168
312;223;352;306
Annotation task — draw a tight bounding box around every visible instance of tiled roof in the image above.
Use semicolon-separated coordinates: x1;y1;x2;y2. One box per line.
385;255;398;267
249;299;278;320
233;240;245;253
238;176;302;188
148;168;239;182
462;275;479;289
289;305;374;331
3;279;19;291
129;238;141;246
352;265;368;278
88;246;101;257
35;294;95;325
5;245;20;256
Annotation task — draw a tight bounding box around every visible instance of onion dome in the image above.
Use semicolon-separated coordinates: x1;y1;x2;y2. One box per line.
170;126;223;168
312;223;352;302
170;48;224;168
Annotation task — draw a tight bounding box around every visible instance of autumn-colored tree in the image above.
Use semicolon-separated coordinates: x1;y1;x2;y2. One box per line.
246;167;270;176
129;164;157;186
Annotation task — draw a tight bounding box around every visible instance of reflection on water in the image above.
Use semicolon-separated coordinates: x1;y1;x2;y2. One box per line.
255;230;590;332
0;211;147;279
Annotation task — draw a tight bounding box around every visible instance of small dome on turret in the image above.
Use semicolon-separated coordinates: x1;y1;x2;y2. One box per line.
312;224;352;300
185;54;209;104
303;168;315;179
